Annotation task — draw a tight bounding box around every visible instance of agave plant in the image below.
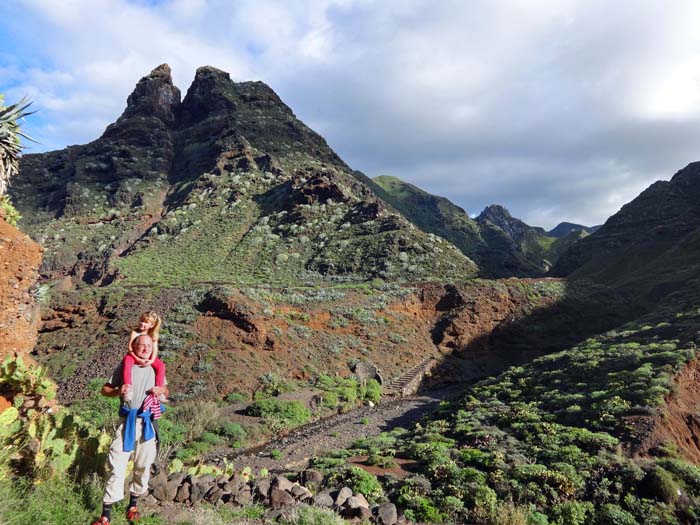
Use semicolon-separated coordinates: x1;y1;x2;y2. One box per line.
0;96;34;196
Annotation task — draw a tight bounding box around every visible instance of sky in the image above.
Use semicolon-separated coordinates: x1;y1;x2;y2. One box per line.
2;0;700;229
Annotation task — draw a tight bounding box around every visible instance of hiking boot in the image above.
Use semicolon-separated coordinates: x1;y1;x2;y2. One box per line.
90;517;110;525
126;506;140;523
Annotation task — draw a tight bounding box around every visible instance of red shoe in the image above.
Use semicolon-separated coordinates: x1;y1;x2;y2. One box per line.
126;506;141;522
91;517;109;525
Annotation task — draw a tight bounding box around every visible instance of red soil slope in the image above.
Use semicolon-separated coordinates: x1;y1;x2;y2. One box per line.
0;217;42;359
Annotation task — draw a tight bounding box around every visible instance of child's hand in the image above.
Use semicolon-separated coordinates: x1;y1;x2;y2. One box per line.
150;386;167;397
130;352;149;366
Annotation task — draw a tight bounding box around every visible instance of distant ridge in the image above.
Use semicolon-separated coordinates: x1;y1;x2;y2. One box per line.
372;176;589;277
548;222;599;238
553;161;700;303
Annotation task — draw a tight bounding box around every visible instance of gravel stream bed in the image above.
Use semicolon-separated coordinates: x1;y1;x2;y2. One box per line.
216;383;466;474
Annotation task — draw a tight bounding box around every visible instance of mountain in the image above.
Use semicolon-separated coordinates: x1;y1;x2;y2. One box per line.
553;162;700;303
370;175;501;270
372;176;556;277
548;221;599;238
11;65;477;286
475;204;560;274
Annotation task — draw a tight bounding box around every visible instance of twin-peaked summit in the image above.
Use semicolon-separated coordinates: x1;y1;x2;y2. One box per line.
12;65;477;286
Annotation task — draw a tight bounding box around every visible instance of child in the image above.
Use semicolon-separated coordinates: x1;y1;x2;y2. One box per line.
123;311;166;403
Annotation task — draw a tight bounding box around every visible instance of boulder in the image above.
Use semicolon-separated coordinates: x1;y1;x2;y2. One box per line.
334;486;353;507
272;475;295;493
254;477;272;500
377;502;398;525
291;485;312;501
148;470;167;493
234;486;252;506
353;360;382;383
205;487;224;504
313;490;334;508
157;473;185;502
348;493;369;509
301;469;324;490
270;488;294;509
190;480;210;504
174;482;191;503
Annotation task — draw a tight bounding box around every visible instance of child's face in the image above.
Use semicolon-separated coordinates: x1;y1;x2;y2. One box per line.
139;319;154;332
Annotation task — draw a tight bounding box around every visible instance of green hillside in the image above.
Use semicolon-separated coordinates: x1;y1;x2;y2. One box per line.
553;162;700;304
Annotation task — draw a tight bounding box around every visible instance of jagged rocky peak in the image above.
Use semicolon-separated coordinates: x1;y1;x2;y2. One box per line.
118;63;181;125
179;65;294;127
179;65;238;125
477;204;513;223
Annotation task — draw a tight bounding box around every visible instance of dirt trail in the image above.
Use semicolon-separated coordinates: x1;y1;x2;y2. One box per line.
220;383;465;474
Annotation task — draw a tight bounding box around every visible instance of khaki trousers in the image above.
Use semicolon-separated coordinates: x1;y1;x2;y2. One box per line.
103;421;157;504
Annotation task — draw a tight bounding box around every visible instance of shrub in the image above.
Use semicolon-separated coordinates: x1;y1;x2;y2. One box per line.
363;379;382;403
322;391;339;408
218;421;247;446
549;501;593;525
596;504;638;525
639;466;680;504
468;484;497;521
246;399;311;429
337;466;383;502
279;505;345;525
225;391;248;404
169;400;220;442
0;196;21;226
200;432;224;445
528;511;550;525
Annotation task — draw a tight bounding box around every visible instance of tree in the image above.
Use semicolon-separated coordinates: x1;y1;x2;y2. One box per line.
0;95;33;196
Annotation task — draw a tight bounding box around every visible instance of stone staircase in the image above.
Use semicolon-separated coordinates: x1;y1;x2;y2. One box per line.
384;358;437;397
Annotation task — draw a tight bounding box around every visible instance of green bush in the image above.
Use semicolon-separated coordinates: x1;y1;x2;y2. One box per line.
639;466;680;504
549;501;592;525
528;511;550;525
596;504;638;525
279;505;345;525
363;379;382;403
339;466;383;502
218;421;247;446
225;391;248;403
199;431;224;445
322;391;339;408
0;196;21;226
246;399;311;429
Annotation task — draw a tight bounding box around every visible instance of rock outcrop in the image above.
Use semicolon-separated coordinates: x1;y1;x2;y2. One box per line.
0;218;42;358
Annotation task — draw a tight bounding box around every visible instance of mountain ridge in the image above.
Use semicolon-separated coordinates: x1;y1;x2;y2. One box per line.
11;65;478;286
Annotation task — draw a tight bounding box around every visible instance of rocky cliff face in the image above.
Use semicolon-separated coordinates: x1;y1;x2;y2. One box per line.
11;65;477;286
0;218;42;358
